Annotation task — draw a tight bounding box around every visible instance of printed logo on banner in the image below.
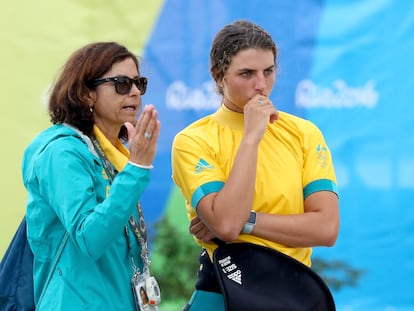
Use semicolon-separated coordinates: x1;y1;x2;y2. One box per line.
166;81;221;111
295;79;379;109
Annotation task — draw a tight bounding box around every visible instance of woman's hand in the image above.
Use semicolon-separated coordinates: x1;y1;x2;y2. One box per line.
124;104;161;166
243;95;278;143
189;216;216;243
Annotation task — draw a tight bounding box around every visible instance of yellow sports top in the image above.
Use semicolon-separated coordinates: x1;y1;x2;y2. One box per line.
171;105;337;266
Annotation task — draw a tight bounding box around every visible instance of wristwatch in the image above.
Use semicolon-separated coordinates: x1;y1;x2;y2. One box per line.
242;210;257;234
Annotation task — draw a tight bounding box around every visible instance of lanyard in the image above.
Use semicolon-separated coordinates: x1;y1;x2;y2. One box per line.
90;135;151;272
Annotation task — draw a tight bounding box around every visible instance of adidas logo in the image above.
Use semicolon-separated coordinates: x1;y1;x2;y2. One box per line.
227;270;242;285
194;158;214;174
218;255;242;285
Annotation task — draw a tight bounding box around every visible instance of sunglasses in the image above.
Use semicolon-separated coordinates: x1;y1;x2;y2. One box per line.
92;75;147;95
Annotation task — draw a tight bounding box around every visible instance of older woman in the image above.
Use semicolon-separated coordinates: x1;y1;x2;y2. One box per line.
22;42;160;310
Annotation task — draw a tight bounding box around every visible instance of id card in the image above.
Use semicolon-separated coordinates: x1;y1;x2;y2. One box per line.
131;272;161;311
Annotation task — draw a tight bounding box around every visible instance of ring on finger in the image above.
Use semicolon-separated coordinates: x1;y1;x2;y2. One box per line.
144;132;152;140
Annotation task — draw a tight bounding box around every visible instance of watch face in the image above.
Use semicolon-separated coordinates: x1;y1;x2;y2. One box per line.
248;211;257;224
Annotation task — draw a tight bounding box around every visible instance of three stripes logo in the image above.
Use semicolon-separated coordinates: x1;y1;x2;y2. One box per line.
218;255;242;285
194;158;214;174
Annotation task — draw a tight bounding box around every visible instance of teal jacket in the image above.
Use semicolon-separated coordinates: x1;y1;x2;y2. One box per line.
22;124;150;310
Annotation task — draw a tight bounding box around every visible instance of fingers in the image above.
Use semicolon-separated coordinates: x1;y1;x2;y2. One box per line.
126;105;160;142
127;104;161;166
256;99;266;106
124;121;135;138
189;216;216;242
190;216;200;226
136;105;157;138
269;112;278;123
147;117;161;142
189;217;202;235
247;95;279;123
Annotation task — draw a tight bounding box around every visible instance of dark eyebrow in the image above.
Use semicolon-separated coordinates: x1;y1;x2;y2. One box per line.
235;67;251;72
236;64;275;73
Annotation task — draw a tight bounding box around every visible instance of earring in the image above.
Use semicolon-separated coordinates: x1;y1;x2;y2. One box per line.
89;106;93;112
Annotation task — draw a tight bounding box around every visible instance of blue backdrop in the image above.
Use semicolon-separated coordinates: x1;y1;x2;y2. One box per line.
139;1;414;310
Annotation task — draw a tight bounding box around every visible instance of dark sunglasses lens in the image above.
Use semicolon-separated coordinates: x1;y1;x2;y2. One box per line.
136;77;147;95
114;78;132;95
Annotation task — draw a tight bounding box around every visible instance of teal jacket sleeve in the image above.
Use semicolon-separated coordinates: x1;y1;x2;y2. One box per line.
34;136;150;259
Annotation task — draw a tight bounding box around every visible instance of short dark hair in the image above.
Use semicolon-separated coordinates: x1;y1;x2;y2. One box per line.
48;42;139;137
210;20;278;95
